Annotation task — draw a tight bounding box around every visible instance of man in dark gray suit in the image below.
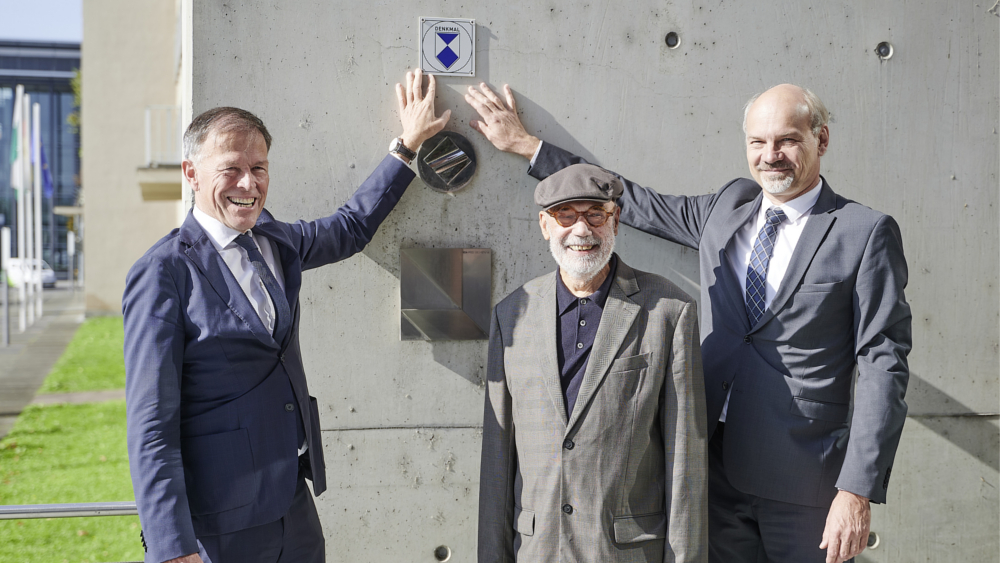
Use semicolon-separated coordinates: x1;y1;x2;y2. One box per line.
479;164;707;562
466;83;911;563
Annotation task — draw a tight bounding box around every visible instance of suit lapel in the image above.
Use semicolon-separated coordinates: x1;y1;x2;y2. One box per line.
535;273;569;427
716;195;762;333
566;260;641;432
179;211;279;349
752;179;838;332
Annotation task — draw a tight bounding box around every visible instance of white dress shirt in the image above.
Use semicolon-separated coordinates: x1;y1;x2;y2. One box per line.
193;206;285;334
720;178;823;421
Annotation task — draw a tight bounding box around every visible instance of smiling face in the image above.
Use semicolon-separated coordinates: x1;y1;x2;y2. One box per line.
745;85;829;204
539;200;620;283
183;128;269;232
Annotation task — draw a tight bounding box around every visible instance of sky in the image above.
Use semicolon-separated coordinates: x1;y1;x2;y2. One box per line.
0;0;82;43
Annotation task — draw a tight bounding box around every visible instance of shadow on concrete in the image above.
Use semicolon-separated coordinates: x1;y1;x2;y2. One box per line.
906;372;999;472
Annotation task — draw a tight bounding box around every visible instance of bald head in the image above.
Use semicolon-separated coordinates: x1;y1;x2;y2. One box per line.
743;84;829;137
743;84;830;203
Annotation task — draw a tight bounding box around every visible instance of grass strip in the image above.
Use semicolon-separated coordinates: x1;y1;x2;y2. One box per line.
39;317;126;394
0;401;142;563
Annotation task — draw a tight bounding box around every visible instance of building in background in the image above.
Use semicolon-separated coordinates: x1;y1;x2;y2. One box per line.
0;40;80;276
80;0;187;313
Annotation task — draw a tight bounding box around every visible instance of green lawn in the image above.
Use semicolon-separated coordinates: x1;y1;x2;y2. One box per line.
38;317;126;394
0;316;141;563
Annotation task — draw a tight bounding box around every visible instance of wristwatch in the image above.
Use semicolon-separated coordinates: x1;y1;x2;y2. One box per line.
389;137;416;164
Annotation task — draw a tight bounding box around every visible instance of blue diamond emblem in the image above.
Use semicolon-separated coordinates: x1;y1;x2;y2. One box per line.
437;46;459;68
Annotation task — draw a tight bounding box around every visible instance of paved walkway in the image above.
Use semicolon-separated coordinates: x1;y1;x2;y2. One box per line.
0;284;87;439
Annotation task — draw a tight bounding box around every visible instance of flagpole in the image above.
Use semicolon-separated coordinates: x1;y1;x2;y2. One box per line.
13;86;25;332
33;102;43;316
23;94;34;326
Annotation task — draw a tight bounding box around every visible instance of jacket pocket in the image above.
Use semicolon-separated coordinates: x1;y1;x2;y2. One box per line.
797;281;845;293
183;428;255;515
789;396;850;423
513;507;535;536
610;353;650;373
613;512;667;544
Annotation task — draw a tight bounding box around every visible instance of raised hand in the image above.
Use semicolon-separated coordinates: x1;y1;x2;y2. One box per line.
464;83;540;159
397;68;451;152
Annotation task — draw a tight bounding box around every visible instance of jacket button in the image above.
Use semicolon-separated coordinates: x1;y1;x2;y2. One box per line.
722;381;729;391
743;335;752;344
563;439;575;450
280;354;286;362
285;403;295;412
562;504;573;514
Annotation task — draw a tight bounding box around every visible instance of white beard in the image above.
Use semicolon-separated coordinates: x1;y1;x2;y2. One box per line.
549;230;616;282
759;171;795;194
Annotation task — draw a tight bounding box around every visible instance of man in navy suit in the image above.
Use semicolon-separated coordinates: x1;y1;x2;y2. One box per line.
123;69;450;563
464;83;910;563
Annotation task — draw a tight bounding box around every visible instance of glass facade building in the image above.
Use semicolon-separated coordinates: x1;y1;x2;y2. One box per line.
0;40;81;274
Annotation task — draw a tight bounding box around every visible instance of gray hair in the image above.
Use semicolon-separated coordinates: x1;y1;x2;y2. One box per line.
742;86;830;137
183;106;272;162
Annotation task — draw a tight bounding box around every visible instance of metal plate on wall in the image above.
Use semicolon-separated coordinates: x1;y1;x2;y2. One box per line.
416;131;477;193
400;248;491;341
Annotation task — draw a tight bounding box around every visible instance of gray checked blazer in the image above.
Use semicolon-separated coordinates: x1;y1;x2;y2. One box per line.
529;142;911;509
478;257;708;563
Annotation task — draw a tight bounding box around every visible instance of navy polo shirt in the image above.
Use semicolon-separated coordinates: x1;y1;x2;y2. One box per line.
555;254;618;418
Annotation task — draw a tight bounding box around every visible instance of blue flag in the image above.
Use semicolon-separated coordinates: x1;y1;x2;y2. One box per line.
40;143;53;199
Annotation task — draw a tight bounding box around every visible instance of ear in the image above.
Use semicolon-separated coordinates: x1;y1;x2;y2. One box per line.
816;124;830;157
182;159;199;191
613;207;621;235
539;211;551;241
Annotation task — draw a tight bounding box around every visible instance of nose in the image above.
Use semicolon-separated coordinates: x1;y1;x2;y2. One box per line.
570;216;594;235
236;168;255;190
764;142;783;163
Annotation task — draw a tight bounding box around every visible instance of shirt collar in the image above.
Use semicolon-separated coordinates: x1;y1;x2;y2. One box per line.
556;254;618;315
192;205;248;251
760;177;823;225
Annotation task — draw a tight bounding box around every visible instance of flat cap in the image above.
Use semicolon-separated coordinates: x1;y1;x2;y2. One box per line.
534;164;624;208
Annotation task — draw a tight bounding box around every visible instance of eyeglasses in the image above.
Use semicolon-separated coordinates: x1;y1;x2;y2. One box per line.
545;203;616;228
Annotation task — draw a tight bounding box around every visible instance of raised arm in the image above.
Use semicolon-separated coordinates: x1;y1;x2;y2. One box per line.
464;82;717;250
296;69;452;268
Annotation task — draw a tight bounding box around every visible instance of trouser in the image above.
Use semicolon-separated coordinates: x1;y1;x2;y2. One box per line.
708;423;851;563
198;464;324;563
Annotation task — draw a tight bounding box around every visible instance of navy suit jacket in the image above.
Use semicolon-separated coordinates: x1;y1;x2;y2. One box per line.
123;155;414;563
531;143;911;508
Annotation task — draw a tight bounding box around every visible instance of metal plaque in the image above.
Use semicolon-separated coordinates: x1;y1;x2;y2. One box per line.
419;17;475;76
400;248;491;341
416;131;477;193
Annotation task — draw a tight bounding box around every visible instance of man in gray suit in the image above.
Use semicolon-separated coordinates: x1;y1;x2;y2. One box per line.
466;84;911;563
479;164;708;563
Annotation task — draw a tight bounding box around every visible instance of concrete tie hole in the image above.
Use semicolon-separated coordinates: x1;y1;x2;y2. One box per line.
433;545;452;561
868;531;881;549
665;31;680;49
875;41;893;60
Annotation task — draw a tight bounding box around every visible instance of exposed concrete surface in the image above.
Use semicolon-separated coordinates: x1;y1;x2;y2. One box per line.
189;1;997;560
0;287;85;438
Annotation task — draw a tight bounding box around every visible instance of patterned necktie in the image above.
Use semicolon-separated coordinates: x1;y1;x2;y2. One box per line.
233;232;290;338
745;207;787;327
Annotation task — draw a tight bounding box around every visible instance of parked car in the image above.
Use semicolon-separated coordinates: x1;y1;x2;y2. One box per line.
4;258;57;288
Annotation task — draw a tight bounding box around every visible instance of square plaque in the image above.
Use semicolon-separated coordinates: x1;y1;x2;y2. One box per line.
419;17;475;77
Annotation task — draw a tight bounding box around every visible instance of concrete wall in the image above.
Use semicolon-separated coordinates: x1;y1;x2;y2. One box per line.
82;0;184;313
190;1;999;561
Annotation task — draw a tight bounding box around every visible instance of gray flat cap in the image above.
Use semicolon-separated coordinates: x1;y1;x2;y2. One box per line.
534;164;624;208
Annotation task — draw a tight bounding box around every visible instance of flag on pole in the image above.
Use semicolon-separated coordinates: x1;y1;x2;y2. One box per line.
40;143;53;199
9;87;22;194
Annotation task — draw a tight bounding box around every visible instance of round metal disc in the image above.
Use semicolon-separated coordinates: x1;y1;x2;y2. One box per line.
416;131;477;193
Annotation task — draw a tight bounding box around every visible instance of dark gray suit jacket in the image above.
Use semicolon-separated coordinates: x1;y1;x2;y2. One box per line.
530;143;911;508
